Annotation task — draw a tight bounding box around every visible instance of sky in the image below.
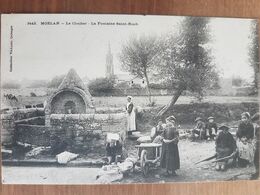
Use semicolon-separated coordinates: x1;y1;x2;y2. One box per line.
1;14;256;84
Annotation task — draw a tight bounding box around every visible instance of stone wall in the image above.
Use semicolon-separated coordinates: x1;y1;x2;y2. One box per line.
95;107;125;114
1;113;15;146
1;108;44;146
6;108;45;120
2;107;127;156
49;113;126;154
15;116;45;126
15;124;51;146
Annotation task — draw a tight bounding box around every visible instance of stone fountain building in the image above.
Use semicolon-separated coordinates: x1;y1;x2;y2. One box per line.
2;68;126;156
42;68;126;153
45;68;95;126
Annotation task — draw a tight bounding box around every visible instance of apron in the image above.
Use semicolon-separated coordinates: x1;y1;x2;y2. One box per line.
126;102;136;132
237;139;255;163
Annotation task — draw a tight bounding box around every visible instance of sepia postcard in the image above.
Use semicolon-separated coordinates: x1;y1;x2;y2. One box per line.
0;14;259;184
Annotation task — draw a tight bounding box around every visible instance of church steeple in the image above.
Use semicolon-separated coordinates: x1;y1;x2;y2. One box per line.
106;42;114;78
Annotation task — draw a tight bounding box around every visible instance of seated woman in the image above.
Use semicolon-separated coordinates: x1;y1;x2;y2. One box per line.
192;117;206;140
215;125;237;171
106;140;123;164
205;116;218;140
236;112;255;167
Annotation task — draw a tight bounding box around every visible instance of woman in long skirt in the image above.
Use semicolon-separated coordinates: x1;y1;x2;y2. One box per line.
126;96;136;135
160;115;180;176
236;112;255;167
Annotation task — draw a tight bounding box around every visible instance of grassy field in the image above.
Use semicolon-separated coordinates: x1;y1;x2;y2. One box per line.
15;95;259;108
93;95;259;107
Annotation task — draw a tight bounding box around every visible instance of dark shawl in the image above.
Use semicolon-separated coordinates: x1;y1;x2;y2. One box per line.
215;130;236;160
160;126;180;171
236;121;254;139
205;122;218;134
126;102;134;114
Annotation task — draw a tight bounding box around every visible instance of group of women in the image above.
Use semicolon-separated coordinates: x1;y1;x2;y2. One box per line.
126;96;259;178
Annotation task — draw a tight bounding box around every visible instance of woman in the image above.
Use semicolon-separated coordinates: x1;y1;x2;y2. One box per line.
151;119;166;142
160;115;180;176
236;112;255;167
126;96;136;135
215;125;237;171
106;140;123;164
205;116;218;140
192;117;206;140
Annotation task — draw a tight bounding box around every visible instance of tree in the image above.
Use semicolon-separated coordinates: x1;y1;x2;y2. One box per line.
88;77;116;96
157;17;218;117
119;35;160;103
248;21;259;93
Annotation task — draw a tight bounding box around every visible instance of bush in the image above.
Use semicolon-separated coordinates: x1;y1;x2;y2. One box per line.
115;81;130;89
47;74;65;88
131;83;142;89
30;92;37;97
88;77;116;96
150;82;173;89
115;82;142;90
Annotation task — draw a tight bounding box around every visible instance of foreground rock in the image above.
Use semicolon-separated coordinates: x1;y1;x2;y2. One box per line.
95;157;138;183
56;151;79;164
96;165;123;183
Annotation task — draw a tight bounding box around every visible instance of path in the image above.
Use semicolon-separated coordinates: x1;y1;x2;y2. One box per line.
2;140;256;184
2;166;100;184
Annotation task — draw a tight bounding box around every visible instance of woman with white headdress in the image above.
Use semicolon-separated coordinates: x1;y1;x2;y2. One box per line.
126;96;136;135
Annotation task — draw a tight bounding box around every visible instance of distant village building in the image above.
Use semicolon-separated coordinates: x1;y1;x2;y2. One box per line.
105;44;253;96
217;77;253;96
218;78;235;96
115;74;146;87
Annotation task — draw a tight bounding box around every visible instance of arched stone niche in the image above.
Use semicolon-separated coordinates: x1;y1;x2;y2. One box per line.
50;90;86;114
45;88;95;126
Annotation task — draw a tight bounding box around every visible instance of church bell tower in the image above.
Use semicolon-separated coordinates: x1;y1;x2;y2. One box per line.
105;43;114;78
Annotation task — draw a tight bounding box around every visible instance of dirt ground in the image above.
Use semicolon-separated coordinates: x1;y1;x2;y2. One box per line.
2;139;256;184
3;116;256;183
2;93;258;183
121;139;256;183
